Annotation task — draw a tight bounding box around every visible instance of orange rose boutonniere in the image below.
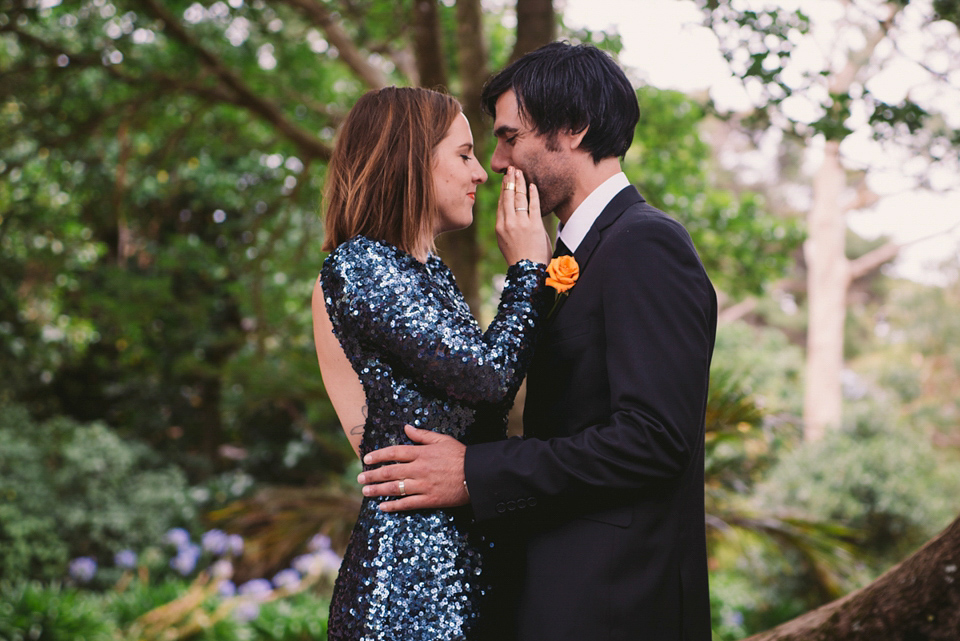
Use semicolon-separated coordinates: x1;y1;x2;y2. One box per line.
545;255;579;318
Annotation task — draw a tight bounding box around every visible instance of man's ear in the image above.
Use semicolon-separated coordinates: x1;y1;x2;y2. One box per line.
569;125;589;151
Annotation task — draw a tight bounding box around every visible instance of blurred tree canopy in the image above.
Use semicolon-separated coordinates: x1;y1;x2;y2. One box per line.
0;0;797;485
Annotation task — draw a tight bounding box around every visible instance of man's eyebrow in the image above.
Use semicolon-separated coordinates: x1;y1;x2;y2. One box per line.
493;125;519;138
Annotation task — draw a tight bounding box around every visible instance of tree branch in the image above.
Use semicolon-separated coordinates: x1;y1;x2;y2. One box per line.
846;241;900;282
742;512;960;641
847;217;960;281
136;0;332;161
718;297;758;324
276;0;388;89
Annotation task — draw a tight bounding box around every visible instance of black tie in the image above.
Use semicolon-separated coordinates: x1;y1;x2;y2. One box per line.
553;238;571;258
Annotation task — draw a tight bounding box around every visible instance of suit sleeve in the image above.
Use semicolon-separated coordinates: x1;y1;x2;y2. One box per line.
464;217;716;520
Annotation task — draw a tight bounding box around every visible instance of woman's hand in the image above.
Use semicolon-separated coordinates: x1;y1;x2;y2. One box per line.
496;166;551;266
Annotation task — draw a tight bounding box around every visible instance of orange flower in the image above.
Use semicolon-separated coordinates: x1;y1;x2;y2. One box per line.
546;255;580;293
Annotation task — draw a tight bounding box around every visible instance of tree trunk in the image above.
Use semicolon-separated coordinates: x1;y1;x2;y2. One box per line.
412;0;448;90
799;6;896;442
512;0;556;62
803;140;848;442
437;0;555;314
742;512;960;641
433;0;492;314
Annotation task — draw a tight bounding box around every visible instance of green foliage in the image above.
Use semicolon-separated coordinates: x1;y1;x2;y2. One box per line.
0;0;365;480
0;578;332;641
755;402;960;566
0;403;198;583
934;0;960;27
626;88;804;298
0;581;117;641
713;321;805;417
249;592;330;641
0;406;69;582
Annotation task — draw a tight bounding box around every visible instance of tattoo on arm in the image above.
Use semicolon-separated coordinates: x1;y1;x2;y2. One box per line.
350;404;368;436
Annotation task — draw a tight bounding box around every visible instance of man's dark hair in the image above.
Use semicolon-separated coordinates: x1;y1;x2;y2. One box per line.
481;42;640;163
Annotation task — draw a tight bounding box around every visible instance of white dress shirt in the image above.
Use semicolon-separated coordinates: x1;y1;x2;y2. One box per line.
557;172;630;253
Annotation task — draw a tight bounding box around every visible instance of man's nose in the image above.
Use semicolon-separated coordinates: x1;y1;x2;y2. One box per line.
490;143;509;174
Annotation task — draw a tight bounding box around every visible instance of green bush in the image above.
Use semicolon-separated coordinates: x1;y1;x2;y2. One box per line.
0;579;331;641
0;581;117;641
755;402;960;566
0;403;199;583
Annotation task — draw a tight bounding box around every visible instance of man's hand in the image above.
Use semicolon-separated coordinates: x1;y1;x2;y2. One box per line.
357;425;469;512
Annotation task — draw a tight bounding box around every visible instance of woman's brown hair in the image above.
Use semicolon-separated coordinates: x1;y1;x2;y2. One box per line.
322;87;462;256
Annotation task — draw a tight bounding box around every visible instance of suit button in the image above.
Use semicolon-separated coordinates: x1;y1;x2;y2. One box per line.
517;499;527;509
528;497;537;507
496;502;506;513
507;501;516;511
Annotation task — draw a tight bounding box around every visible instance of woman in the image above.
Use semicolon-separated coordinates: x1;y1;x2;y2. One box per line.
312;87;550;640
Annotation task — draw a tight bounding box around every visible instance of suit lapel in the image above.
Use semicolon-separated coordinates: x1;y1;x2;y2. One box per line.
546;186;644;322
572;185;644;272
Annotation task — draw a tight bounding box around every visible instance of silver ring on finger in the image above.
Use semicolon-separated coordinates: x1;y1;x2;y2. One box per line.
398;479;406;496
516;207;528;211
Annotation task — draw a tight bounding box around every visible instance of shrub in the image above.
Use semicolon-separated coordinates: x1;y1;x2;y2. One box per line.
755;402;960;566
0;581;118;641
0;403;199;583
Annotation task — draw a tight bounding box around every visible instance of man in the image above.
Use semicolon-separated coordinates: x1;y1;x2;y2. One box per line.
357;42;716;641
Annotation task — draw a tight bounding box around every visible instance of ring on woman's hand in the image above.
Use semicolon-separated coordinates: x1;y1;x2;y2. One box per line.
504;182;516;191
515;207;528;211
398;479;406;496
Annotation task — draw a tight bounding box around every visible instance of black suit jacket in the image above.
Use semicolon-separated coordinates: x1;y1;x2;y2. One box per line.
465;186;717;641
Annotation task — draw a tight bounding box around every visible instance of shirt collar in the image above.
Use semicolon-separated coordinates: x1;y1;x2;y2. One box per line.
557;172;629;253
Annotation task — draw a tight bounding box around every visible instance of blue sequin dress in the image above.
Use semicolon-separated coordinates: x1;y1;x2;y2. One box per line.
321;236;547;641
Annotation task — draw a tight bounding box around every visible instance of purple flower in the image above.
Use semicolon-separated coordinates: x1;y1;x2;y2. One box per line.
318;548;342;572
238;578;273;601
219;579;237;598
114;549;137;569
233;600;260;622
164;527;191;549
292;553;320;575
211;558;234;580
272;568;301;590
227;533;244;556
170;543;201;576
202;529;229;555
69;557;97;583
307;533;332;552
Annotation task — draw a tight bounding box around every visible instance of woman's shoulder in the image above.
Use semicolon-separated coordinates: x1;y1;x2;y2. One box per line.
322;236;421;287
325;236;403;270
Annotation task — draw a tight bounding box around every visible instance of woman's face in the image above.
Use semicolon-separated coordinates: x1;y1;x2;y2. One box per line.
432;113;488;235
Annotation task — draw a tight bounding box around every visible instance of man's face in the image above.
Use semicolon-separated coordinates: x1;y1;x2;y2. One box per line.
490;90;575;218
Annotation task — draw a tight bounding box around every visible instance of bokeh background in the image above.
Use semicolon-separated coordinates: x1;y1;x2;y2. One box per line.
2;0;959;639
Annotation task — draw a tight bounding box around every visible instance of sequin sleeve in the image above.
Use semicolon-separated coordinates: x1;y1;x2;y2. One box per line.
322;237;547;406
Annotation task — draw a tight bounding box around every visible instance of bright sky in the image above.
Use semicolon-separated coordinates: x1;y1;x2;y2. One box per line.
561;0;960;284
